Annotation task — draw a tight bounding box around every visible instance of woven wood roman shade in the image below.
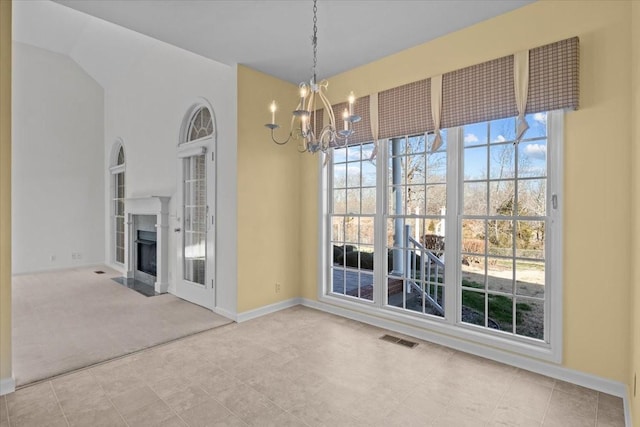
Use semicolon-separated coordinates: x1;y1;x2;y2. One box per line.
330;95;373;145
379;79;433;140
331;36;578;146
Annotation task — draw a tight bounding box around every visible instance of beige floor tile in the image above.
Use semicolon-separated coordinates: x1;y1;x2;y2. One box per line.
547;389;597;418
57;393;113;417
489;406;543;427
256;410;308;427
554;380;598;403
10;413;68;427
0;395;7;422
433;408;488;427
155;415;189;427
213;383;284;425
0;420;8;427
200;413;248;427
122;399;175;427
176;399;232;426
544;389;597;427
514;369;556;388
495;378;552;421
163;385;211;414
6;383;62;421
245;370;319;412
66;405;126;427
194;368;245;398
109;384;161;415
596;393;625;427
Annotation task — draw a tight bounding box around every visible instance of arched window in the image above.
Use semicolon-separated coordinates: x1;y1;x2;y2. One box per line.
110;144;126;265
187;107;213;142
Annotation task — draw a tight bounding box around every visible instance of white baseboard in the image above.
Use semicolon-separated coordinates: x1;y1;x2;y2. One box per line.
12;263;107;276
0;377;15;396
236;298;302;323
300;298;629;398
211;306;237;322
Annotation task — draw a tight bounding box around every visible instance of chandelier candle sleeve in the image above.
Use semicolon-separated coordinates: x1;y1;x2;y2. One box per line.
343;109;349;131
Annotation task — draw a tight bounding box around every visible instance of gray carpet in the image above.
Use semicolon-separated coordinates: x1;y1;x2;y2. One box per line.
12;266;233;386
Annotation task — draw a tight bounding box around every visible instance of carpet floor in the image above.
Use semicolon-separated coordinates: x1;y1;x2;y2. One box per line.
12;266;232;386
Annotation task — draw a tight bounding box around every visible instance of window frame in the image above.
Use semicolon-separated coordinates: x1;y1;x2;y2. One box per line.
109;144;126;266
319;110;563;363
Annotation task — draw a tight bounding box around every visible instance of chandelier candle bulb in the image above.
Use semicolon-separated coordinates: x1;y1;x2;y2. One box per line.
300;86;308;105
269;101;277;125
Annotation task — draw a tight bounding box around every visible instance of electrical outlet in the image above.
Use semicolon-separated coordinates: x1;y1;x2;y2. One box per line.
275;282;281;293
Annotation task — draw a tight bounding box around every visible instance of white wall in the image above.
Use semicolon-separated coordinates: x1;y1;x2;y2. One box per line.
104;42;237;318
12;42;105;274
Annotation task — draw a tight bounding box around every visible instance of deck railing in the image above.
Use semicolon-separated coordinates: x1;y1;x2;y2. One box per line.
405;225;445;315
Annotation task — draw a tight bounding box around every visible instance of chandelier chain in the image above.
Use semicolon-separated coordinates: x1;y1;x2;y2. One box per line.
312;0;318;82
264;0;358;153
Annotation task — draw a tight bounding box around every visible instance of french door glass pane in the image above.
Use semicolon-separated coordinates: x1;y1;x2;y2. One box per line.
183;155;206;285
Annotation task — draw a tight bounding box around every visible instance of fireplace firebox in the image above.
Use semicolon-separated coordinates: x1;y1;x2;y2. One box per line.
136;230;157;277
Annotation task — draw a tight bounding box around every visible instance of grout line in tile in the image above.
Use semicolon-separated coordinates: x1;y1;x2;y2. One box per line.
48;381;70;427
594;393;600;427
150;382;193;427
539;378;556;426
486;369;517;424
4;395;10;427
90;369;130;427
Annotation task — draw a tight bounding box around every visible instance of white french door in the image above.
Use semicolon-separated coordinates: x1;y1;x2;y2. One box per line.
176;139;215;309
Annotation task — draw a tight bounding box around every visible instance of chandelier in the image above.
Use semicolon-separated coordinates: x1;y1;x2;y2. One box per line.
265;0;360;153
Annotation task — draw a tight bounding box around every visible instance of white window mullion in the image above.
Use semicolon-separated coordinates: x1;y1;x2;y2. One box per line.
445;127;462;325
375;139;387;307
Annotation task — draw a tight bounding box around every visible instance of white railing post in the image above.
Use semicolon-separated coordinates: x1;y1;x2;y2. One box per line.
405;224;411;293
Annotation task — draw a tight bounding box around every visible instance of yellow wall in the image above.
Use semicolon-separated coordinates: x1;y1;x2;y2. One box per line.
236;66;301;313
631;0;640;422
300;0;633;383
0;0;11;385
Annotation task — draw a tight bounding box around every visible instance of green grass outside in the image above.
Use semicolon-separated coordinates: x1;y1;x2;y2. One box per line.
461;279;531;327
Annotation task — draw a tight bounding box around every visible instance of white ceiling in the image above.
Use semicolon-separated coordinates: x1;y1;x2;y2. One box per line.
14;0;535;87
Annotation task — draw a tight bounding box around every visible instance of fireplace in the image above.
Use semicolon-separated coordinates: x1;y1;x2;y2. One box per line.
136;230;157;276
124;196;170;293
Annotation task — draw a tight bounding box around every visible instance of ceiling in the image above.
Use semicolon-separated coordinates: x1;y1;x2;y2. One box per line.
14;0;535;87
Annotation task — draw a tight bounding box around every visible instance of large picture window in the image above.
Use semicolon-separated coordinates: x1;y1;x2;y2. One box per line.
325;111;561;356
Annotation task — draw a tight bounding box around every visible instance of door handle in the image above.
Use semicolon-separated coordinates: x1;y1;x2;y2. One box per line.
174;228;181;232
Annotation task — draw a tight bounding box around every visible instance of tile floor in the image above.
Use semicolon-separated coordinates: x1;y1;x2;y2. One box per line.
1;306;626;426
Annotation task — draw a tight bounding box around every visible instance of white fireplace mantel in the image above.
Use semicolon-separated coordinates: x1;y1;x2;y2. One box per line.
124;196;170;293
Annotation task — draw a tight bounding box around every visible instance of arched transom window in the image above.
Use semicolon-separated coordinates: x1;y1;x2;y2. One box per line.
187;107;213;142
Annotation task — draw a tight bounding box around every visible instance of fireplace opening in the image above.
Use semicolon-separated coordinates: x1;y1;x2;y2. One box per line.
137;230;157;276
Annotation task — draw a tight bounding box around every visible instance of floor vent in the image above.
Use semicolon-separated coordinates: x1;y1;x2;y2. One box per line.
94;271;105;274
380;334;418;348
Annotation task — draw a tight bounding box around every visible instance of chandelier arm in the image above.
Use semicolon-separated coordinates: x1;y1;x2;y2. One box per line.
269;129;293;146
318;90;336;126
